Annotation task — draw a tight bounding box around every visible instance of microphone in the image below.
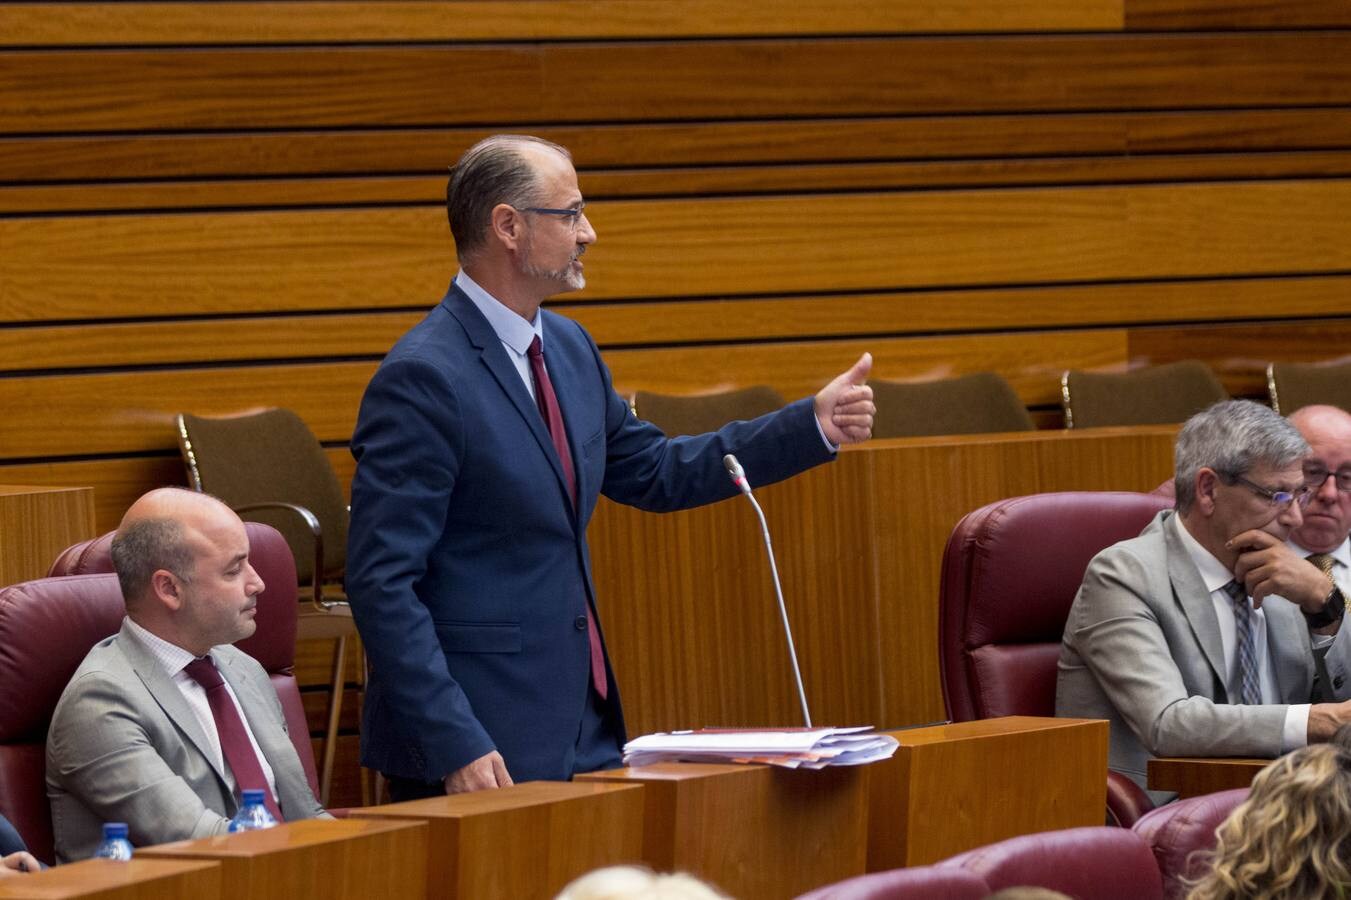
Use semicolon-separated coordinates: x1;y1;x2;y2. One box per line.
722;454;813;728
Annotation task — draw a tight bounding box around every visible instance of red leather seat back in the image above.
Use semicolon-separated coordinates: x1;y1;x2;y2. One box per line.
0;573;127;863
939;491;1172;721
1132;788;1249;899
939;825;1165;900
48;523;316;796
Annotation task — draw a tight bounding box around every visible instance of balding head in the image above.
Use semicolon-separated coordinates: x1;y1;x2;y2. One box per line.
1289;405;1351;553
446;134;572;263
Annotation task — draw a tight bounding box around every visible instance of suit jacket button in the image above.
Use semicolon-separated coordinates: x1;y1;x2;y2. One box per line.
574;616;587;631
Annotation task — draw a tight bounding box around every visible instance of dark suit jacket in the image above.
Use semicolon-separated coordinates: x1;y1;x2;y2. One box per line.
0;813;24;857
347;284;833;783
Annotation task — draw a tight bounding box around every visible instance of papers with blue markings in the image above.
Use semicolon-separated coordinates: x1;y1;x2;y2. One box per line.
623;726;899;769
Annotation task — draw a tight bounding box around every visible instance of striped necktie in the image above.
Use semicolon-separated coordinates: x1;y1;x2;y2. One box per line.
1224;580;1262;705
1307;553;1337;583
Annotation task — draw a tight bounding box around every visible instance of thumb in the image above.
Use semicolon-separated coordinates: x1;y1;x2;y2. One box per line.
843;352;872;386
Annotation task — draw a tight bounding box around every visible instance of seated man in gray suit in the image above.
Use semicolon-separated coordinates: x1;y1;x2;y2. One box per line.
47;488;327;862
1057;399;1351;802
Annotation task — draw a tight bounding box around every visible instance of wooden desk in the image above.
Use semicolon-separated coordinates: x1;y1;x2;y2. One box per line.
590;427;1176;738
0;859;220;900
1147;757;1269;799
137;818;425;900
351;780;644;900
869;717;1109;869
577;763;867;900
0;485;96;586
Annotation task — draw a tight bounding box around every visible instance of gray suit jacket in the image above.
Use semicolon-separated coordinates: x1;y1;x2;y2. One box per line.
46;620;326;862
1057;510;1351;802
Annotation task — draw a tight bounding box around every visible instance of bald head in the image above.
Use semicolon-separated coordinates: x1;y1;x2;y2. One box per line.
112;488;237;608
1289;405;1351;553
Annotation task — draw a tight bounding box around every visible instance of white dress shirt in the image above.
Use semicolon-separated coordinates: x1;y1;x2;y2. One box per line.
123;618;278;799
1173;516;1309;751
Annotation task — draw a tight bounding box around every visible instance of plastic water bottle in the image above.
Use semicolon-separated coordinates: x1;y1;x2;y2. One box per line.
228;789;278;832
92;822;133;860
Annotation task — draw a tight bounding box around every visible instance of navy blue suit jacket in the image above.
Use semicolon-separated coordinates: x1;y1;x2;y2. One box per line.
347;285;834;783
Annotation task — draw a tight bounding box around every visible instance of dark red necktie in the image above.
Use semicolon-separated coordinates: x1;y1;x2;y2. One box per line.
527;335;608;700
182;657;285;821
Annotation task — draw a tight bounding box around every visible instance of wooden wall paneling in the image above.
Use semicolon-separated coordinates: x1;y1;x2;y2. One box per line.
19;150;1351;214
11;109;1351;184
0;457;188;535
1126;0;1351;30
7;276;1351;373
0;362;377;459
14;181;1351;321
1125;318;1351;397
0;0;1123;47
9;35;1351;133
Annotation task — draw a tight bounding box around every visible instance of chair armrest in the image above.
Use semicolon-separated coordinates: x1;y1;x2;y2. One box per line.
233;501;344;612
1106;770;1155;828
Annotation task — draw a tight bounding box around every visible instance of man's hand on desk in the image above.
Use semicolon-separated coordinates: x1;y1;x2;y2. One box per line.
1;851;39;876
444;750;514;795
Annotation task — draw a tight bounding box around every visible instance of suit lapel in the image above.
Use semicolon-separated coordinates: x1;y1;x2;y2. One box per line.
1161;515;1229;694
117;623;229;788
444;288;578;522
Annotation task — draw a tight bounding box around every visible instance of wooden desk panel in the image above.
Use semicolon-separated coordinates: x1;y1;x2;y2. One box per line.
0;859;219;900
0;485;96;586
1147;756;1269;799
869;717;1109;869
591;427;1176;737
577;763;867;900
137;818;425;900
351;781;644;900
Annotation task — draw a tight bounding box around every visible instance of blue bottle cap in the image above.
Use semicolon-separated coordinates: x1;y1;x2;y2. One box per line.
102;822;128;839
241;789;266;805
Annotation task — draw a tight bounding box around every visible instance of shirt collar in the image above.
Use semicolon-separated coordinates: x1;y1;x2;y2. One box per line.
455;270;543;357
1172;513;1240;595
1288;535;1351;570
123;616;200;675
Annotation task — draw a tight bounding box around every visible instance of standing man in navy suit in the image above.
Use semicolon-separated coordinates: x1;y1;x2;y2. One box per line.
347;135;876;799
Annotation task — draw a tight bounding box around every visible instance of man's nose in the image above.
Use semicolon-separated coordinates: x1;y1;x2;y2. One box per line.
576;211;596;244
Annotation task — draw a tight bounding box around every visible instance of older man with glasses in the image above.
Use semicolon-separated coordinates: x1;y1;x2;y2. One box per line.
1057;399;1351;803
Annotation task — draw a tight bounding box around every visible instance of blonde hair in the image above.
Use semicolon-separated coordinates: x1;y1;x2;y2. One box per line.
1186;744;1351;900
555;866;728;900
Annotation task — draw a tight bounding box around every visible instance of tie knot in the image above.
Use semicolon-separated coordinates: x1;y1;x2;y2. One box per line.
1223;580;1248;604
182;656;224;689
527;335;543;360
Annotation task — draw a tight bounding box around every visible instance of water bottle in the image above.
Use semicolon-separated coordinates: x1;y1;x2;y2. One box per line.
92;822;133;860
228;789;278;832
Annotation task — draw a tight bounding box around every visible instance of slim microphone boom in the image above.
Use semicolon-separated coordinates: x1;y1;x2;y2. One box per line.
722;454;813;727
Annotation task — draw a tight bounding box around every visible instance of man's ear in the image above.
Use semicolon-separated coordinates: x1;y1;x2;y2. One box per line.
150;569;185;612
489;203;526;252
1195;467;1220;516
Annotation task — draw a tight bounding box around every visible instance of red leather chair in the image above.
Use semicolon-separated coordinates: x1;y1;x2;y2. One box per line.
0;523;320;861
47;522;319;799
938;491;1173;827
1133;788;1249;900
795;866;989;899
939;825;1165;900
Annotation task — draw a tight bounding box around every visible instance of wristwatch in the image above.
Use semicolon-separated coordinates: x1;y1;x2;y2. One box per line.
1304;584;1346;629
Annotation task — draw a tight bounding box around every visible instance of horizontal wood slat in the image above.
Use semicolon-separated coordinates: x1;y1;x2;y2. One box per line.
9;110;1351;184
6;35;1351;133
0;1;1121;46
9;181;1351;321
17;150;1351;214
1126;0;1351;29
8;275;1351;372
0;331;1127;459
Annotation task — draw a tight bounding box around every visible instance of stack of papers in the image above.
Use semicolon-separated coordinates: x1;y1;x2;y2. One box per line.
623;726;899;769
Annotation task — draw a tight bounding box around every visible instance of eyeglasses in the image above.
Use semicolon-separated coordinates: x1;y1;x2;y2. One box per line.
1221;472;1312;508
523;202;587;231
1304;465;1351;493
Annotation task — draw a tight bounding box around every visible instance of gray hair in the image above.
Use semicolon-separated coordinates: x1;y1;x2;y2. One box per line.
446;134;572;262
1174;399;1310;513
110;517;195;606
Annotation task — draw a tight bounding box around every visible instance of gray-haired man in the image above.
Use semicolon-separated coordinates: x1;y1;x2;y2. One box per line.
1057;400;1351;801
